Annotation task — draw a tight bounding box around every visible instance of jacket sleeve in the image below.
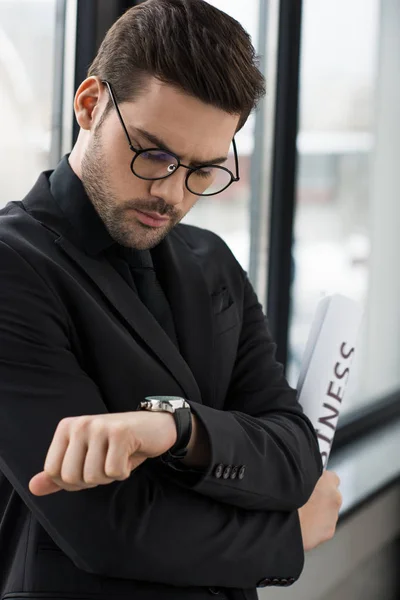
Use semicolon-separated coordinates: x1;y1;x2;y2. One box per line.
0;240;304;588
165;272;323;512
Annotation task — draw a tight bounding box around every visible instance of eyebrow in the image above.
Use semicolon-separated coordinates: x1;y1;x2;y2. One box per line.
131;127;229;167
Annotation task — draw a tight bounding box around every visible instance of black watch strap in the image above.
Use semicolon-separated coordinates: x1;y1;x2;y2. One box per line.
162;406;192;463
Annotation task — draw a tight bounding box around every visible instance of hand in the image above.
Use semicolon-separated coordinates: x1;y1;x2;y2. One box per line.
29;411;177;497
298;470;342;552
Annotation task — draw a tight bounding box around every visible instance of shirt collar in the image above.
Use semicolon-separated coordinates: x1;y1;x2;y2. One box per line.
49;155;115;257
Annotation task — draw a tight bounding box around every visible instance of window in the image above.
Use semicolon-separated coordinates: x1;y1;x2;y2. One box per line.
288;0;400;416
0;0;58;207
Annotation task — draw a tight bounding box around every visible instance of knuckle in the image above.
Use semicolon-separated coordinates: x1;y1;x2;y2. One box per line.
88;419;106;435
104;466;118;478
57;417;73;432
104;466;128;480
72;416;91;433
84;474;99;485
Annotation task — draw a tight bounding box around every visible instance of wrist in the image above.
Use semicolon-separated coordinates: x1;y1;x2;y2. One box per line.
134;410;177;457
135;397;192;461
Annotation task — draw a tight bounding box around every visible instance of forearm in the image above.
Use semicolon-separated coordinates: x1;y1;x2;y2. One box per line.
161;400;323;511
135;408;211;468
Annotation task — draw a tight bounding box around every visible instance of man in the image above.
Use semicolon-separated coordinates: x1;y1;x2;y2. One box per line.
0;1;342;599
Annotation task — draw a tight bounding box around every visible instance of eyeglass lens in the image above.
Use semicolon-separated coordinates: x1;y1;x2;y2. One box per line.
132;150;232;196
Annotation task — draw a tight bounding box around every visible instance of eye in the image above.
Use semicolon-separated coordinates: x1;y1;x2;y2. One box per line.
192;168;213;179
141;150;175;163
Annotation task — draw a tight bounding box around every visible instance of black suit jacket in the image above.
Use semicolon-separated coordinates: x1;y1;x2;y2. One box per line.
0;171;322;600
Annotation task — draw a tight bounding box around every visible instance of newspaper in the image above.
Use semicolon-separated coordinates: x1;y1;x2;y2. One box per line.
297;294;363;468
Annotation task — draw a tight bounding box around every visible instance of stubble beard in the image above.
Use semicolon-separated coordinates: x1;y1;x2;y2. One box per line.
80;129;182;250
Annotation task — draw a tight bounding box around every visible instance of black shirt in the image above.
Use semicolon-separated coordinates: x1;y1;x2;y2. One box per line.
49;155;116;257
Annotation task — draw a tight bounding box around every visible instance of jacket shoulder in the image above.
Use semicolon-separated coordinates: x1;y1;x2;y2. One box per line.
0;201;30;245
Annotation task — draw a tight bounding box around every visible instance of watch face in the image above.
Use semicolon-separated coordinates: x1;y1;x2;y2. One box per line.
143;396;189;412
145;396;185;402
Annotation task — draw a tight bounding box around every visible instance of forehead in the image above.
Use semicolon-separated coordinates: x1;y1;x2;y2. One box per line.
120;78;240;160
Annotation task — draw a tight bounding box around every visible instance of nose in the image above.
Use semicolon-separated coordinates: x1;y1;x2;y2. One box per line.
149;168;187;208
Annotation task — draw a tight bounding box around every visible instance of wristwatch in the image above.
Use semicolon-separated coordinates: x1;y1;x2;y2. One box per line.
138;396;192;462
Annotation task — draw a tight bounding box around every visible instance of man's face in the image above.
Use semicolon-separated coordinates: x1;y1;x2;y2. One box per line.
80;78;240;250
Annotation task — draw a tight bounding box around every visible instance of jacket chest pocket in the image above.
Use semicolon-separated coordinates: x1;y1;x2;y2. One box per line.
212;287;240;335
214;302;240;335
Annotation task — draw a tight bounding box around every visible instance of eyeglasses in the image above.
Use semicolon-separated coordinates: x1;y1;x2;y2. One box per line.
102;80;240;197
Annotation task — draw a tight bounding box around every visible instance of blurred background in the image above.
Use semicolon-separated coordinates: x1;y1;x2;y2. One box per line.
1;1;400;598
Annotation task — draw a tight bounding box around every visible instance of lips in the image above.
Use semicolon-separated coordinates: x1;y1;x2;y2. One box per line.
134;209;170;228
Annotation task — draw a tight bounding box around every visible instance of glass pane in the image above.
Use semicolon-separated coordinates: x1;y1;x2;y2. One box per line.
183;0;261;272
0;0;57;207
288;0;400;416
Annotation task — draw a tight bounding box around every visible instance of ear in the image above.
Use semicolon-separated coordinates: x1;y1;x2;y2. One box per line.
74;76;107;131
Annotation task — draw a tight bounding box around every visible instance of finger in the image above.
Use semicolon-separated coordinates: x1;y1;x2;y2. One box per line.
44;419;71;478
330;471;341;487
60;432;88;487
105;435;133;481
83;434;114;485
29;471;63;496
325;470;340;486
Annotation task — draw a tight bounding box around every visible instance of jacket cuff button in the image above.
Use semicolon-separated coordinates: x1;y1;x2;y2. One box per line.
230;465;238;479
257;578;272;587
214;464;224;478
238;465;246;479
222;465;232;479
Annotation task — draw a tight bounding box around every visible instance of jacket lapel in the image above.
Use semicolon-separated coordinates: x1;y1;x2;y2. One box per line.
56;236;203;404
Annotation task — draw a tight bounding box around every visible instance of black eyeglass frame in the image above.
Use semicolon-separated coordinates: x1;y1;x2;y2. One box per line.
102;80;240;197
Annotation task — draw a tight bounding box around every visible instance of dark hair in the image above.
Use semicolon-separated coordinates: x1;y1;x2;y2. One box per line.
88;0;265;131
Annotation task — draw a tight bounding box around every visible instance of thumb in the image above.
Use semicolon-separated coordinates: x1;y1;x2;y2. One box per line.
29;471;62;496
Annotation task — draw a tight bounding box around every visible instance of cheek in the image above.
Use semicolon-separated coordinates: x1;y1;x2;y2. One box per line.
107;150;151;198
99;126;137;189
